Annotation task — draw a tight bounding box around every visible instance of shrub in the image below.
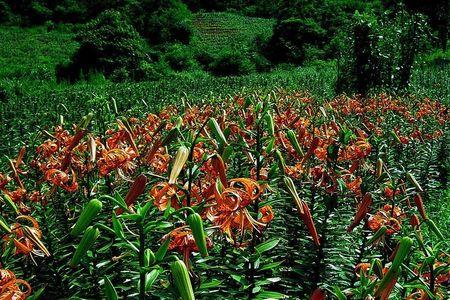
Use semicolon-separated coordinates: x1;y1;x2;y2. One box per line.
0;1;16;24
194;50;215;69
56;10;151;83
249;52;272;73
265;18;326;64
164;44;196;71
209;49;255;76
128;0;193;45
421;49;450;68
249;33;273;72
138;60;170;81
53;0;88;24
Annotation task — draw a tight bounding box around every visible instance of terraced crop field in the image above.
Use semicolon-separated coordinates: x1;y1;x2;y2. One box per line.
192;12;275;51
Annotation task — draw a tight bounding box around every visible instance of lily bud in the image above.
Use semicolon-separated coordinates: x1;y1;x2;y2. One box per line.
376;158;383;179
300;201;320;246
170;259;195;300
169;146;189;185
211;155;227;187
406;172;423;192
347;193;372;232
413;194;427;220
186;213;208;257
116;174;147;215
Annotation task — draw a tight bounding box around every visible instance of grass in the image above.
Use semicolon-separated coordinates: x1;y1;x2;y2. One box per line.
0;25;77;81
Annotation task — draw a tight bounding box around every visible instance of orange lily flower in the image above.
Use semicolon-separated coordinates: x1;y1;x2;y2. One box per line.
97;147;137;176
2;216;50;257
368;205;404;235
166;226;212;267
206;178;272;246
355;262;388;280
151;182;180;211
0;269;31;300
44;168;78;192
149;152;170;174
346;176;363;196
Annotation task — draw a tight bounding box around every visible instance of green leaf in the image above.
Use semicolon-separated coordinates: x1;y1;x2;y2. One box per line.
231;274;247;285
112;214;125;240
260;261;284;271
333;286;347;300
120;214;143;222
265;137;275;153
95;223;115;235
1;194;19;215
113;191;128;212
145;269;161;292
122;240;139;253
255;291;287;299
103;275;118;300
138;201;153;219
199;279;223;290
256;238;280;254
155;238;170;262
27;287;45;300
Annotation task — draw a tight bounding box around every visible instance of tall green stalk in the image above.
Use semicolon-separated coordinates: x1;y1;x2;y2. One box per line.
139;221;146;300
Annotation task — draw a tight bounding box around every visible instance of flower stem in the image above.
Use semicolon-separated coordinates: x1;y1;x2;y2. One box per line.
139;221;145;300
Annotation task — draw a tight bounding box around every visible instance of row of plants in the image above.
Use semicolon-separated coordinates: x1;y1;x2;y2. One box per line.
0;91;449;298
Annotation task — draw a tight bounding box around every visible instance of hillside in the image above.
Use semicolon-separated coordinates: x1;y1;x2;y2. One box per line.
191;12;274;51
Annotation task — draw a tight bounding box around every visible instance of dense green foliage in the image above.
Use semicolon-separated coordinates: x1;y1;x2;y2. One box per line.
1;0;447;92
56;10;151;82
336;10;431;94
0;21;448;158
128;0;193;45
264;17;326;64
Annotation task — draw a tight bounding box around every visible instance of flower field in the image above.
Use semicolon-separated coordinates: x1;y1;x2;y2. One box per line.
0;91;449;299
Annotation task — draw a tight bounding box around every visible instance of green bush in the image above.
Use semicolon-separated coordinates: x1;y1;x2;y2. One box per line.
194;49;215;69
128;0;193;45
208;49;255;76
249;52;272;73
53;0;88;24
29;1;52;25
138;60;170;81
248;33;273;72
164;44;197;71
56;10;151;83
421;49;450;67
265;18;326;64
0;1;16;24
